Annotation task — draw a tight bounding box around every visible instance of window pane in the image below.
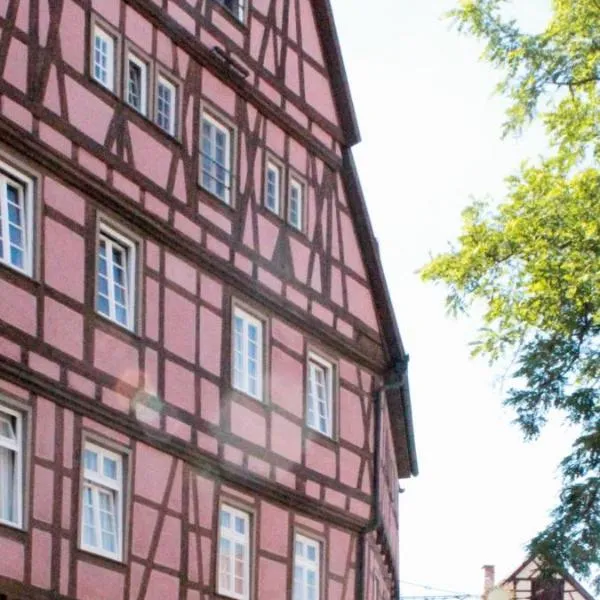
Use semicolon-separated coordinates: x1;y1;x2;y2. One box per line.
103;456;117;480
235;515;245;534
200;117;230;202
84;449;98;473
127;59;144;112
220;509;231;529
99;490;117;553
97;233;133;329
0;446;16;523
93;30;113;89
83;486;97;547
157;80;175;134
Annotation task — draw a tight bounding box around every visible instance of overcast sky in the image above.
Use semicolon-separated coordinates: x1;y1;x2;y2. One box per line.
327;1;581;597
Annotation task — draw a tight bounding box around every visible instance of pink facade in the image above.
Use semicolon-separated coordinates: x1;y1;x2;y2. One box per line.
0;1;416;600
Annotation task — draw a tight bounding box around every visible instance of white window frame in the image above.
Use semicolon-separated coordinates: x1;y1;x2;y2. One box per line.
232;306;263;401
264;160;282;215
200;112;233;205
0;404;23;529
96;223;136;331
92;24;116;92
155;74;177;136
125;51;149;116
0;162;34;277
306;353;334;438
288;177;304;231
218;504;251;600
80;441;124;561
293;534;321;600
215;0;245;22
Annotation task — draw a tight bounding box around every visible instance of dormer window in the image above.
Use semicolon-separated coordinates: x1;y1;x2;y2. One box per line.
214;0;245;22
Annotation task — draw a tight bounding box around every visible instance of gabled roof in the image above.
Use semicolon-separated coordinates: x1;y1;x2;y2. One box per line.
341;150;418;478
309;0;417;477
501;556;596;600
311;0;361;146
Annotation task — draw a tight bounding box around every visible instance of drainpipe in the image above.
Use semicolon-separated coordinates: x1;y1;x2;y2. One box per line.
355;357;409;600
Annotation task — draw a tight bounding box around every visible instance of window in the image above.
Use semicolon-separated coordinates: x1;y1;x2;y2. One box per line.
80;441;123;561
156;75;177;136
96;224;136;331
264;160;281;215
201;112;233;204
294;534;320;600
218;504;251;600
0;405;23;528
126;51;148;115
288;177;304;231
92;24;116;91
214;0;245;22
0;164;33;276
232;307;263;400
306;354;333;437
532;579;564;600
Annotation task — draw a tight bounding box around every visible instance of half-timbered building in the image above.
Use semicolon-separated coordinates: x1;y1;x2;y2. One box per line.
485;558;596;600
0;1;417;599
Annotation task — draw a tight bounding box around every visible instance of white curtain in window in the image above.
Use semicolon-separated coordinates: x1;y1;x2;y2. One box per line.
0;446;15;522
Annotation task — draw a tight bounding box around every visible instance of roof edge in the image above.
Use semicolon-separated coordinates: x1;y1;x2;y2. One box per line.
341;149;418;477
501;556;596;600
311;0;361;146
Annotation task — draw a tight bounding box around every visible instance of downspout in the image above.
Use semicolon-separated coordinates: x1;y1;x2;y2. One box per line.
355;357;408;600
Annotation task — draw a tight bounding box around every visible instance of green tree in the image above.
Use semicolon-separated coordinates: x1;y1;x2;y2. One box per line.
422;0;600;588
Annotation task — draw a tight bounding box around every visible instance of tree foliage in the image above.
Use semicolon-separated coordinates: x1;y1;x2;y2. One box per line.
422;0;600;588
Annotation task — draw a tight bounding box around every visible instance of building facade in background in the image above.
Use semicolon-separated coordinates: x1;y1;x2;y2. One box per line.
483;559;595;600
0;0;417;599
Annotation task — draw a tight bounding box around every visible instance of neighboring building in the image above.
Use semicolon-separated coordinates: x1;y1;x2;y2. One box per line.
0;1;417;600
483;559;596;600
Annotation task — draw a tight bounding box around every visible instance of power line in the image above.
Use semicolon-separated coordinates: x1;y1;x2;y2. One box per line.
399;580;479;597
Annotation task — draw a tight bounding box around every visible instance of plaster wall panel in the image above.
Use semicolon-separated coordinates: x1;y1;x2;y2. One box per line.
94;329;140;387
164;288;197;363
199;306;222;375
135;444;172;504
305;439;336;479
165;359;196;412
154;515;183;570
31;529;52;588
33;465;54;523
77;560;125;600
44;177;85;225
230;400;267;446
258;557;288;599
125;5;153;52
270;412;301;462
35;397;56;460
60;0;85;72
270;346;303;417
303;62;338;127
3;38;28;92
44;217;85;303
2;95;33;131
44;297;84;359
200;377;220;425
128;123;172;189
43;65;61;116
202;70;236;117
65;77;114;145
0;277;37;335
0;537;25;580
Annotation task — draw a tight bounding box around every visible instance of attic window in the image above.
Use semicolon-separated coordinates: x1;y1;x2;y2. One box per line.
532;579;564;600
214;0;245;22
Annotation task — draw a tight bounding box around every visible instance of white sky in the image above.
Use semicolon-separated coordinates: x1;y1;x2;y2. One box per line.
328;0;584;597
